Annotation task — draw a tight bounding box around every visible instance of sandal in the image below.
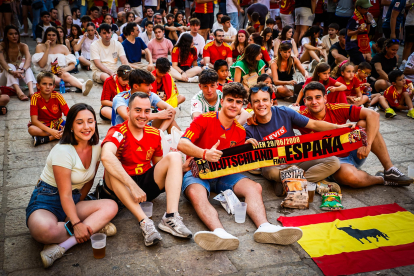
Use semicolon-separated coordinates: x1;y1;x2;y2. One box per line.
0;106;7;115
18;94;29;101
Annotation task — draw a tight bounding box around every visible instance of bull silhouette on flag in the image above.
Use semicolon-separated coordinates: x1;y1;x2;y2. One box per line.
336;225;389;244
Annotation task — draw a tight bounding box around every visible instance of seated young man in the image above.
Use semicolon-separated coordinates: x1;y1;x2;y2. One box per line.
177;82;303;251
100;65;132;120
138;20;155;44
122;22;155;71
35;11;58;43
90;6;101;25
101;92;192;247
191;69;250;125
151;58;185;108
298;81;413;187
244;82;345;196
164;13;185;45
203;29;233;69
28;72;69;146
112;69;179;133
90;23;129;84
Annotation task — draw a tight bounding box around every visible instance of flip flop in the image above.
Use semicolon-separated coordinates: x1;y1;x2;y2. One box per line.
18;94;29;101
0;106;7;115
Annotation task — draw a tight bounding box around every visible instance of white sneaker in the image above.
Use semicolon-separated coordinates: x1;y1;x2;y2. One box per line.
82;79;93;96
20;32;29;37
158;212;193;238
399;60;407;71
254;224;303;245
99;222;117;237
187;76;199;83
308;59;318;73
194;229;239;251
40;244;65;268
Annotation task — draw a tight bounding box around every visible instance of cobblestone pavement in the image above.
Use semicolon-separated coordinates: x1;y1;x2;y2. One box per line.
0;37;414;275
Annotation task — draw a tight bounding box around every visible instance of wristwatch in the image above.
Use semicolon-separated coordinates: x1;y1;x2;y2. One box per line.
7;68;13;73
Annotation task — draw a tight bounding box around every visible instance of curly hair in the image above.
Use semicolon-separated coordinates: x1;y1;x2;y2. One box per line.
223;82;248;100
174;33;196;66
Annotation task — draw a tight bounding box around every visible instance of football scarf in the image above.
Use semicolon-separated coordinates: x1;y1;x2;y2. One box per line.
191;127;367;179
115;75;130;95
353;9;371;54
151;70;179;108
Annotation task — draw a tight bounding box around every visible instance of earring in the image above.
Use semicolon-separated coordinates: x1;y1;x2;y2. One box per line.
71;130;73;132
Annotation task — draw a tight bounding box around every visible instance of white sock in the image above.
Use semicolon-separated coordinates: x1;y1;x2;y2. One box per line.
59;236;78;252
213;228;227;234
259;222;271;228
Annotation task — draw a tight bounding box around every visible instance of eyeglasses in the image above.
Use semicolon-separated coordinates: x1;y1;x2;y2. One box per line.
251;86;270;93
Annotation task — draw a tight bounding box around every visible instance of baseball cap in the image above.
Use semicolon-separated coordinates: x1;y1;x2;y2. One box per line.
355;0;373;8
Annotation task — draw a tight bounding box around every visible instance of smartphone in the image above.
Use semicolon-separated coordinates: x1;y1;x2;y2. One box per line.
65;221;74;236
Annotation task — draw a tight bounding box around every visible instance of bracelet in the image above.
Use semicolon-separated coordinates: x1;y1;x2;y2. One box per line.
203;149;207;160
72;221;82;227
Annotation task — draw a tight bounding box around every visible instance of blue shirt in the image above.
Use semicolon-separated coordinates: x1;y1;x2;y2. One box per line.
111;90;162;126
345;16;369;51
383;0;406;30
244;106;309;141
121;37;147;63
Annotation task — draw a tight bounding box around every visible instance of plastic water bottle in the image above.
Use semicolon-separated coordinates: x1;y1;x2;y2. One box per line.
367;13;377;28
367;87;372;100
59;79;65;94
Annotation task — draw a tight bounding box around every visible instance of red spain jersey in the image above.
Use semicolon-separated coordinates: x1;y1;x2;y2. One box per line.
102;121;163;176
297;103;361;157
315;0;324;14
369;0;381;19
280;0;294;15
171;46;197;67
195;1;213;14
30;91;69;126
182;112;246;154
218;79;233;92
203;41;233;65
383;84;410;108
336;76;360;96
270;1;279;9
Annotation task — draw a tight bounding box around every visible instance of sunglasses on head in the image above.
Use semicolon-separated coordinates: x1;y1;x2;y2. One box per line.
281;40;292;44
251;86;270;93
389;39;400;44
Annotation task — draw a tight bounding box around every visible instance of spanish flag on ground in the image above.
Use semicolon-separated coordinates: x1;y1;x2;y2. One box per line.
278;204;414;275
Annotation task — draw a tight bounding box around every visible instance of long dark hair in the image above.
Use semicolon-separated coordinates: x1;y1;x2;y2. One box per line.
312;62;331;85
42;27;62;44
233;30;248;54
70;24;82;39
303;26;320;47
251;33;263;46
62;15;73;35
174;33;196;64
280;25;293;41
60;103;99;146
276;42;295;75
240;44;262;73
261;27;273;52
2;25;21;63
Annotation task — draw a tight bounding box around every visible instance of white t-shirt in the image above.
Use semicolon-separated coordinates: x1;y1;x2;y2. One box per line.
144;0;157;6
139;30;155;44
227;0;238;13
73;18;81;27
40;142;102;190
258;0;270;9
191;90;223;116
223;27;237;41
90;38;126;71
406;1;414;26
212;22;224;32
405;52;414;81
177;31;205;56
77;35;99;60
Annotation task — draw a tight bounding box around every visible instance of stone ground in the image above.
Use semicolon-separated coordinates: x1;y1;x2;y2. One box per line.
0;37;414;276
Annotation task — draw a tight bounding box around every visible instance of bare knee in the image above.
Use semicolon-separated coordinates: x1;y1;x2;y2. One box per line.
165;152;182;163
100;199;118;219
334;166;364;188
30;222;61;243
186;185;207;204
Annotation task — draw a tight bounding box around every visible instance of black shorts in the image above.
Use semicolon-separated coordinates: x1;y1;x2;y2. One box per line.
0;3;12;13
104;166;164;203
99;106;110;121
383;28;400;39
22;0;32;6
196;12;214;30
179;65;191;71
405;25;414;43
346;47;365;66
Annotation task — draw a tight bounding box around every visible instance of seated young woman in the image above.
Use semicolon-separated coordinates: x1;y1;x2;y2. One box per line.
269;41;308;99
73;23;99;71
171;33;202;82
299;25;328;72
26;103;118;268
33;27;93;96
273;25;299;58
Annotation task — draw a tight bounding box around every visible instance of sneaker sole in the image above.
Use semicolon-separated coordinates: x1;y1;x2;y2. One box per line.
40;251;52;268
385;113;396;118
254;228;303;245
158;222;192;238
194;233;239;251
82;80;93;96
384;178;413;186
144;238;161;247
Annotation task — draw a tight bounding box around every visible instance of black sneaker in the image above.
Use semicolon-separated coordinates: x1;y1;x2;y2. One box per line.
376;168;414;186
33;136;50;147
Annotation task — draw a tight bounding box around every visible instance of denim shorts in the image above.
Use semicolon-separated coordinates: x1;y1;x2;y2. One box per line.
338;149;366;169
182;170;247;197
26;181;81;225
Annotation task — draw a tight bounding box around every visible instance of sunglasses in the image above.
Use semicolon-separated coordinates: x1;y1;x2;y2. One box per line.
389;39;400;44
281;40;292;44
251;86;270;93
